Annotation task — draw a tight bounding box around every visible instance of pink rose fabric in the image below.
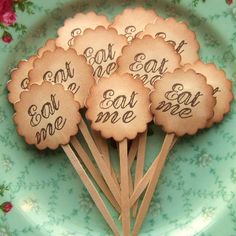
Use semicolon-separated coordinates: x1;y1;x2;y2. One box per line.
0;0;16;26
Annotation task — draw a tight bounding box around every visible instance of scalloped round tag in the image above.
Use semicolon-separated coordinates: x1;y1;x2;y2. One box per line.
117;35;181;90
14;81;81;150
184;61;233;127
86;73;152;141
110;7;157;42
28;47;94;108
56;12;110;49
150;69;216;136
138;17;200;64
72;26;128;81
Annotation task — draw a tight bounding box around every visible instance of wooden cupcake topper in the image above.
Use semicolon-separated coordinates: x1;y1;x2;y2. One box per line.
86;73;152;236
110;7;158;42
130;65;233;234
132;68;216;236
117;35;181;209
130;63;233;210
138;17;200;64
13;81;119;235
56;12;110;49
117;35;181;90
72;26;128;81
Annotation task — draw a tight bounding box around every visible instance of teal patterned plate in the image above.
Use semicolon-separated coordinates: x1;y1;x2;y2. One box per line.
1;0;236;235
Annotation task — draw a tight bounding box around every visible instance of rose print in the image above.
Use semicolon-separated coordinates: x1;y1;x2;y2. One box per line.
0;202;13;213
2;31;12;43
0;0;34;44
0;184;13;214
1;10;16;26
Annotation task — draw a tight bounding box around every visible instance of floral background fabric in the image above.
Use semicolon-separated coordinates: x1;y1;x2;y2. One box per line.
0;0;34;43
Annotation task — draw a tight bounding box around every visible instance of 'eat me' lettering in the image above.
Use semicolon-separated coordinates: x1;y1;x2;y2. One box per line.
28;94;67;144
43;62;80;94
129;53;168;86
84;43;117;78
95;89;138;124
156;83;203;119
155;32;188;55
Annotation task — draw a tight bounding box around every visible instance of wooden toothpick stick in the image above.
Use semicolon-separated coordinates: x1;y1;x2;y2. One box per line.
78;118;121;205
128;135;139;168
92;130;120;187
92;130;111;170
119;139;131;236
70;137;120;213
132;134;175;236
85;72;152;234
130;137;177;207
116;136;139;189
62;144;120;236
133;130;147;216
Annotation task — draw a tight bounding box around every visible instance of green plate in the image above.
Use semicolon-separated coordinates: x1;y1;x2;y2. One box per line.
1;0;236;235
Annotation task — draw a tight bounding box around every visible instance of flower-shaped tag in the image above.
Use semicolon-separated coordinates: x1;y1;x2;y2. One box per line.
28;47;94;107
72;26;128;81
7;39;56;105
138;17;200;64
86;73;152;141
56;12;110;49
110;7;157;42
117;36;181;89
150;69;216;136
14;82;80;149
